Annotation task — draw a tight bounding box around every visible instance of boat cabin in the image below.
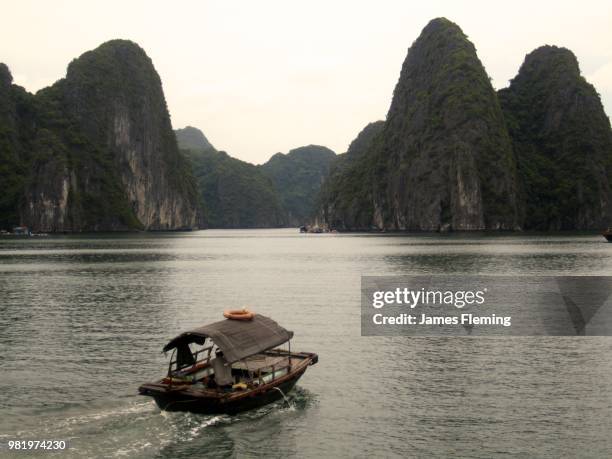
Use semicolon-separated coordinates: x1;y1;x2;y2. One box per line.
162;315;296;390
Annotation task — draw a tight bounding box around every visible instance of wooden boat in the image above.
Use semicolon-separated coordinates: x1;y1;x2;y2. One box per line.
604;228;612;242
138;314;317;414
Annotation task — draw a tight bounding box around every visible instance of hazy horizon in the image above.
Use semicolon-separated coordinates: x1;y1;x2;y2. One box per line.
2;0;611;164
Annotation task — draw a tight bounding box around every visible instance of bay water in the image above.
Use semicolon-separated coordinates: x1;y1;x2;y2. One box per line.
1;229;612;457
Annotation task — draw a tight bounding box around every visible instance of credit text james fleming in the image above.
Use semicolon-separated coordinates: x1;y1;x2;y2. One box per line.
370;286;512;328
372;312;512;327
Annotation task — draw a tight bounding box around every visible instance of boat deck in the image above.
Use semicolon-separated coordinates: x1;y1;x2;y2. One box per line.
232;354;289;371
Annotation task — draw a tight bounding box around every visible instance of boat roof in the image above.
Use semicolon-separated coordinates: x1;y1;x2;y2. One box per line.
162;314;293;364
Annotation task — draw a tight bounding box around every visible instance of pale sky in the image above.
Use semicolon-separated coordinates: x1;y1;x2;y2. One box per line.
2;0;611;164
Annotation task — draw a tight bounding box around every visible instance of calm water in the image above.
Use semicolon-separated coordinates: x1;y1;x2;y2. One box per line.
1;229;612;458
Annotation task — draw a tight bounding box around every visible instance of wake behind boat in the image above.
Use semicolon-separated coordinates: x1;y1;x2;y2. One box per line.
138;312;317;414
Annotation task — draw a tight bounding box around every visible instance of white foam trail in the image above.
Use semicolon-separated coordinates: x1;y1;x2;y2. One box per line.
58;401;155;428
186;415;225;440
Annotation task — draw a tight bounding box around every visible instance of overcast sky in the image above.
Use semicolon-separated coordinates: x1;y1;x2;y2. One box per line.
2;0;611;164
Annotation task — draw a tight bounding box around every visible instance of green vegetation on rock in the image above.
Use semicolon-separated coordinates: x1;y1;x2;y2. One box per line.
317;121;385;230
499;46;612;230
184;148;286;228
260;145;336;225
0;64;29;229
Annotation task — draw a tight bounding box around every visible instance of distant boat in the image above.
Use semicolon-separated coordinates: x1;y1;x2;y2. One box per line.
12;226;30;236
604;228;612;242
299;225;328;234
138;312;318;414
2;226;48;237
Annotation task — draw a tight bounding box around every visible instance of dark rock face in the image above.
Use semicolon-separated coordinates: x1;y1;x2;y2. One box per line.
176;126;215;151
319;18;519;231
0;65;20;229
2;40;201;232
0;65;36;229
317;121;384;230
343;121;385;162
499;46;612;230
260;145;336;225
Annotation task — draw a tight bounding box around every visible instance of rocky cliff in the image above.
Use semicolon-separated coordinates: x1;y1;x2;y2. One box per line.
319;18;520;231
318;121;384;229
1;40;201;232
0;64;27;229
499;46;612;230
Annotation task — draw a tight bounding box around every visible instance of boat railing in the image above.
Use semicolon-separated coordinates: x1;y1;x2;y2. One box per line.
168;346;214;376
191;346;214;369
254;361;292;386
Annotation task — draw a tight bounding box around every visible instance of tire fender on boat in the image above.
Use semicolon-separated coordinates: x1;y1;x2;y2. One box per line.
223;309;255;320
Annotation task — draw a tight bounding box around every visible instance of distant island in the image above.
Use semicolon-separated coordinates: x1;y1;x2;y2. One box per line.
176;127;335;228
0;40;200;232
1;17;611;233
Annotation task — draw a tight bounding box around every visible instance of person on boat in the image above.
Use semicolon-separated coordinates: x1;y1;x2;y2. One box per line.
212;350;233;388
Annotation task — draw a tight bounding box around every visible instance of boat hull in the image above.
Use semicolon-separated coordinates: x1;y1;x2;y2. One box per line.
604;233;612;242
149;373;302;414
139;352;317;415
